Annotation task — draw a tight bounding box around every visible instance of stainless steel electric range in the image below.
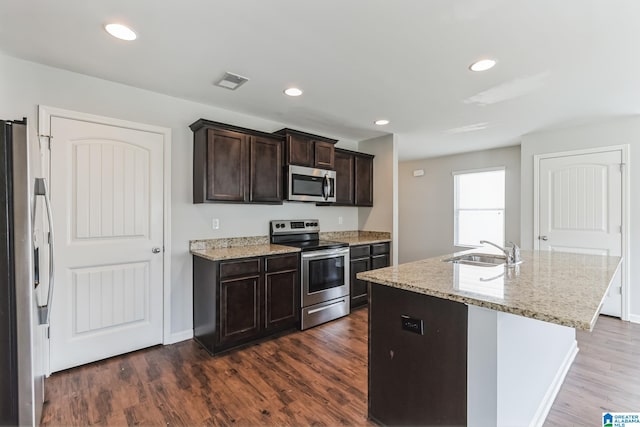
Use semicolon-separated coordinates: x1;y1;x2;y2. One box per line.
270;220;350;330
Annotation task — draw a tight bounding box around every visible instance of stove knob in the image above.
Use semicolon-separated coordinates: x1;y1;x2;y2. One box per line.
313;222;318;227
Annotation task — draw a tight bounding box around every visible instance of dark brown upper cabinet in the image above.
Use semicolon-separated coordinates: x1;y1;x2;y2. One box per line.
249;136;283;203
329;148;374;207
334;149;355;205
191;119;284;204
355;153;374;206
275;128;337;170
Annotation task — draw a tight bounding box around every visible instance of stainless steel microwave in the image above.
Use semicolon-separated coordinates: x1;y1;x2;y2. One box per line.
287;165;336;202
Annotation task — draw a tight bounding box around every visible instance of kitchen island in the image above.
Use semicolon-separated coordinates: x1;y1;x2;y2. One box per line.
357;249;621;427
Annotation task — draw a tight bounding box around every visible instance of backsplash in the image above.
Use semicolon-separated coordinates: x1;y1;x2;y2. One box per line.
189;236;269;251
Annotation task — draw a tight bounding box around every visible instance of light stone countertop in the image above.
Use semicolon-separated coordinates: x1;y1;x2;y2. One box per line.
189;231;392;261
320;231;391;246
357;249;621;331
191;244;300;262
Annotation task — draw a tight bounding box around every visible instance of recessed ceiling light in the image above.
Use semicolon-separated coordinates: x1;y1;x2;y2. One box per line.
374;119;390;126
469;58;496;72
284;87;303;97
104;23;137;41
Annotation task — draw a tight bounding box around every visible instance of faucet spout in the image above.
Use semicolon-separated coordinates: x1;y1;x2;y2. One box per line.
479;240;522;266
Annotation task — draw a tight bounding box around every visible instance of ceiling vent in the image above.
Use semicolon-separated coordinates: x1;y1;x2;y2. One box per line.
215;72;249;90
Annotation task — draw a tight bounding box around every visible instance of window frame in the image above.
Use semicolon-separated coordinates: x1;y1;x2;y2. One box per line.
452;166;506;248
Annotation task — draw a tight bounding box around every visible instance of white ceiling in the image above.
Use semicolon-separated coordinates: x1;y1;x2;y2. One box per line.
1;0;639;160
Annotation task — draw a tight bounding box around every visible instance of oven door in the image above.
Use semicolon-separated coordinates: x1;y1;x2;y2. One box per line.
301;247;349;307
288;165;336;203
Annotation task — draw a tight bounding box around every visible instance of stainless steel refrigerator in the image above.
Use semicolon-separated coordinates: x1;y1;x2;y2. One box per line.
1;118;54;426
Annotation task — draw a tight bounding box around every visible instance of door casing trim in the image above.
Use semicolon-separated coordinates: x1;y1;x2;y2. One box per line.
533;145;630;321
37;105;173;371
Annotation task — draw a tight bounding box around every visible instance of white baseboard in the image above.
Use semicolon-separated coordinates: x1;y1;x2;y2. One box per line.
629;314;640;324
529;340;579;427
165;329;193;344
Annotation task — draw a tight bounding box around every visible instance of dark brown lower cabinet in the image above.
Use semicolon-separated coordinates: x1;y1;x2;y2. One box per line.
264;259;299;331
350;242;390;309
193;253;299;355
369;284;468;426
219;275;260;345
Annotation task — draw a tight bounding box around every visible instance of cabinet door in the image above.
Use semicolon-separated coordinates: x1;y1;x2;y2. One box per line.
350;257;371;308
249;136;283;203
314;140;335;169
371;253;390;270
354;155;373;206
264;270;299;330
206;129;248;201
219;275;260;345
286;134;313;167
334;150;354;205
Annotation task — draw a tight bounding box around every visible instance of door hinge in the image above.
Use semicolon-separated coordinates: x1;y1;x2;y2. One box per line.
46;326;50;339
47;231;51;244
38;134;52;149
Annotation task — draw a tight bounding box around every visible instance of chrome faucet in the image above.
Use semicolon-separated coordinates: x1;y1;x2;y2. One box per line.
480;240;522;266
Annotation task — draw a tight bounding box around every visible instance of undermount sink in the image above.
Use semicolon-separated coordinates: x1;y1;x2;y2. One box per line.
443;253;507;267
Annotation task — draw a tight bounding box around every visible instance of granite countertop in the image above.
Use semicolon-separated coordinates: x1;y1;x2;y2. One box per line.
320;231;391;246
191;244;300;262
190;231;392;262
357;249;621;331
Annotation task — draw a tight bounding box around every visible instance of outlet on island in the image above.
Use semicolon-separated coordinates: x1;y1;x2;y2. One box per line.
338;216;343;225
212;218;220;230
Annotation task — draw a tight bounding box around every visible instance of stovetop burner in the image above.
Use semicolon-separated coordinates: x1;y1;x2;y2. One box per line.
279;239;348;252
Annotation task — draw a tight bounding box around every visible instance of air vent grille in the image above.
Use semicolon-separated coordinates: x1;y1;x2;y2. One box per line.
215;72;249;90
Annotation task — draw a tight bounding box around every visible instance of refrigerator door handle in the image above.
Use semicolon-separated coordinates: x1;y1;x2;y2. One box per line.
34;178;55;326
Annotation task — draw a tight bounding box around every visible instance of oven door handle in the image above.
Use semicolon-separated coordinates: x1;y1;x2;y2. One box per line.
307;299;346;315
301;247;349;260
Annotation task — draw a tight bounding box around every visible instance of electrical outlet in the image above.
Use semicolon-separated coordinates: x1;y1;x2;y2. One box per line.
212;218;220;230
338;216;343;225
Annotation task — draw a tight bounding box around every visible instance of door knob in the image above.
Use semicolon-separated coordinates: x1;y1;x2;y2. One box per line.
152;247;162;254
539;236;548;241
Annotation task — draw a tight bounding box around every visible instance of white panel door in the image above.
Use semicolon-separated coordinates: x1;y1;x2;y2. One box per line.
49;116;164;372
539;150;622;316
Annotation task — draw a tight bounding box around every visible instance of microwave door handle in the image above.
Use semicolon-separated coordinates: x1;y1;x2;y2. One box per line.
322;174;330;201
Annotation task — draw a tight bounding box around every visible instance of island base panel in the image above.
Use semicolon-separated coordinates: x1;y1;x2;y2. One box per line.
369;284;467;426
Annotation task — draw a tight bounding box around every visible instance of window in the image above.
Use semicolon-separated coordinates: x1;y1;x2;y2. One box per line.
454;168;505;247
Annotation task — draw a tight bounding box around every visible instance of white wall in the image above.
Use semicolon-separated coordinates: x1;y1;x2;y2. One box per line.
0;54;362;337
358;134;399;264
521;116;640;321
398;146;521;263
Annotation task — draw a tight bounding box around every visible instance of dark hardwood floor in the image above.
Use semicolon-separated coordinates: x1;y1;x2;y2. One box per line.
41;309;639;426
42;308;373;426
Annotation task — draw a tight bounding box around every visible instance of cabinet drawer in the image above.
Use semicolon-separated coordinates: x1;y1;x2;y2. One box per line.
220;258;261;279
265;254;299;272
350;245;370;259
371;242;390;255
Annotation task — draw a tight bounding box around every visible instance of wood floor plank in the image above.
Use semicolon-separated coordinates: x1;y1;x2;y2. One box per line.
41;309;639;426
